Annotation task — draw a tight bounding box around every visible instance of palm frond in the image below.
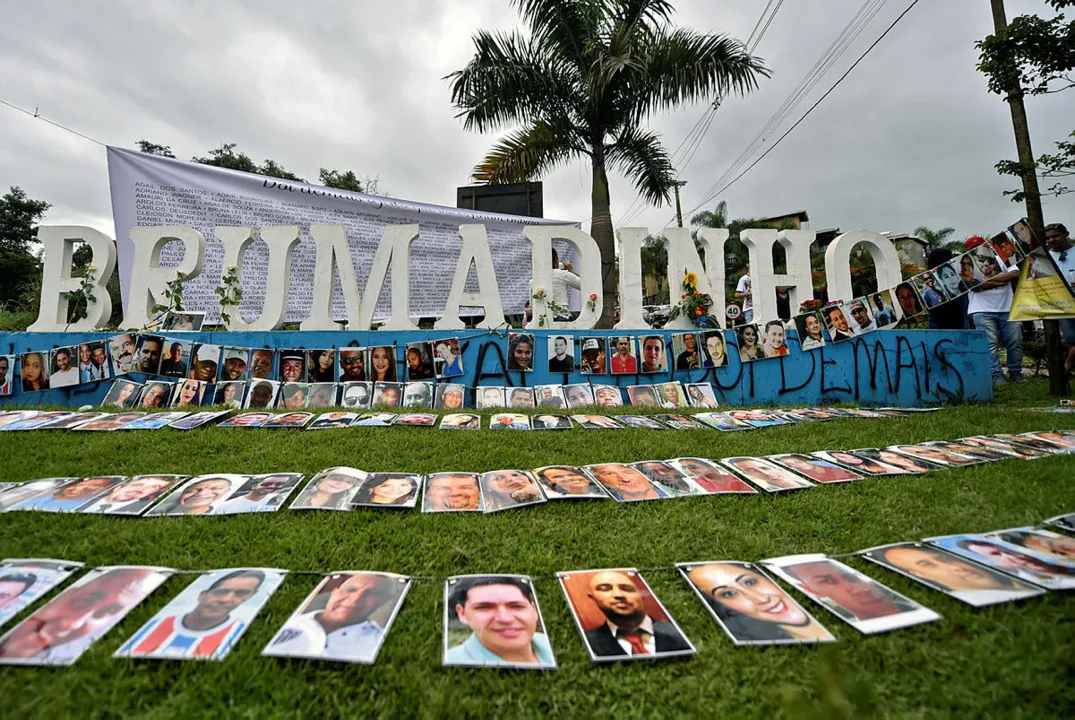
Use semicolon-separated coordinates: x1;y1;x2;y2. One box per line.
511;0;602;65
472;122;584;184
605;127;676;206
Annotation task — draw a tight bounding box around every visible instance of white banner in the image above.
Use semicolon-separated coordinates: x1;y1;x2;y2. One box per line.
107;147;575;323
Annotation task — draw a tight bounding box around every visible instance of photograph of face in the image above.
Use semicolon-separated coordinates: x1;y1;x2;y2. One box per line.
926;534;1075;590
923;441;1005;462
19;352;49;392
108;333;137;375
953;252;985;292
507;334;535;372
653;382;686;409
735;324;765;361
290;467;367;511
303;383;337;409
610;336;638;374
862;542;1045;607
558;568;694;662
560;383;592;408
846;448;923;475
162;311;204;332
887;445;978;467
263;412;314;429
116;568;284;661
572;414;624;429
759;320;790;358
990;230;1023;264
489;413;531;430
693;331;726;370
533;384;566;409
338;348;366;382
958;435;1048;459
353;413;396;427
188;344;221;383
768;454;863;484
169;410;231;431
79;475;187;516
10;477;125;513
681;384;718;410
547;335;575;373
119;411;188;431
592;385;623;407
214;380;246;408
867;290;900;329
727;410;786;428
480;470;546;512
585;464;667;502
351;473;422;508
652;414;705;430
583;337;607;374
533;466;608;499
264;572;411;664
0;411;71;432
532;414;572;430
435;384;466;410
617;415;668;430
846;298;876;335
156;340;190;379
668;458;757;494
246;348;273;380
981;527;1075;566
137;380;172;408
507;387;535;408
911;271;950;309
1019;431;1075;452
422;472;483;512
134;335;164;375
99;379;139;408
278;382;309;410
0;355;13;396
70;412;145;432
399;381;432;409
433;338;464;378
278;350;307;384
476;386;505;409
307;349;336;383
170;379;206;407
762;554;941;634
46;346;78;388
627;385;660;407
820;305;857;342
0;561;82;630
639;335;667;373
218;412;273;428
444;575;555;669
632;461;705;497
678;562;835;645
667;333;699;371
692;412;752;431
720;457;813;493
405;342;435;381
218;348;250;382
34;412;108;431
0;566;170;666
894;281;924;319
809;451;900;477
393;413;436;427
0;478;79;512
145;475;242;516
340;381;372;409
440;413;480;430
309;411;358;430
372;382;403;408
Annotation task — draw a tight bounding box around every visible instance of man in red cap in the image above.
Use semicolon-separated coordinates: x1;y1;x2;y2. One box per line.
965;236;1024;385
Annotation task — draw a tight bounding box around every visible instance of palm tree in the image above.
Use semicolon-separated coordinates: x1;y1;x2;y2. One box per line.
447;0;768;326
913;225;956;253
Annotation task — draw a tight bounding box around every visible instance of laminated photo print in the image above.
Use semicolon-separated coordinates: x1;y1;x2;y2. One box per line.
71;412;146;432
139;380;175;409
990;229;1025;265
479;470;547;512
563;383;594;408
171;379;207;408
571;414;625;430
819;304;857;342
592;385;623;407
0;559;84;629
532;414;573;430
1009;219;1034;255
638;335;668;373
887;444;979;467
108;333;138;376
244;379;281;409
728;410;787;428
489;413;531;430
672;333;703;370
921;440;1008;462
338;347;366;383
1013;431;1075;453
627;384;661;408
213;380;247;408
77;342;111;383
134;335;165;375
422;472;484;513
19;351;50;392
654;382;688;409
860;542;1046;608
761;554;941;635
439;413;481;430
305;383;338;409
212;474;305;515
290;467;368;511
34;412;109;430
308;412;359;430
120;411;190;431
263;412;314;429
720;457;813;493
145;475;246;517
393;413;437;427
794;312;827;351
264;571;411;664
169;410;231;430
432;338;464;379
809;450;910;477
668;458;757;494
278;382;311;410
925;534;1075;590
246;348;272;380
547;335;576;373
187;343;221;383
158;339;193;379
978;527;1075;568
402;381;434;408
693;412;753;432
609;336;639;374
507;387;535;408
278;349;308;384
699;330;729;369
654;414;706;430
677;561;835;646
340;381;373;409
957;435;1049;459
306;349;336;384
115;568;285;661
867;289;900;330
0;478;79;512
218;412;274;428
632;460;707;497
532;466;608;500
617;415;669;430
534;384;567;409
935;259;973;301
434;383;466;411
0;355;15;396
734;324;765;362
351;473;423;509
0;565;171;666
951;251;985;292
846;298;877;336
9;477;126;513
992;432;1066;454
506;333;535;372
845;448;924;475
585;464;668;502
558;568;695;663
353;413;396;427
1044;513;1075;533
79;475;189;516
444;575;556;669
579;336;607;374
685;383;719;408
0;411;40;430
0;411;75;432
910;270;950;309
768;454;864;484
161;311;204;332
372;381;403;408
476;386;506;410
759;320;791;359
404;342;436;381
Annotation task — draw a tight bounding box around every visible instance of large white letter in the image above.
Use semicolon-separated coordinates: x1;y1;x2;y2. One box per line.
121;226;205;329
524;225;602;330
613;227;648;329
435;224;505;330
739;228;815;322
216;226;302;331
661;227;723;330
301;225;363;331
824;229;903;304
29;226;118;331
359;224;419;331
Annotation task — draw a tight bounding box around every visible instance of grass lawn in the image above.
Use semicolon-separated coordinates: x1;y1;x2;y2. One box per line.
1;379;1073;718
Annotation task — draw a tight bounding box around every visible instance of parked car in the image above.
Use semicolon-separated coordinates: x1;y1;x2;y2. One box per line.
648;305;671;328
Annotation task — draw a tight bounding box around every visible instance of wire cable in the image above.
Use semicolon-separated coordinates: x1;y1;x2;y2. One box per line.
0;98;107;147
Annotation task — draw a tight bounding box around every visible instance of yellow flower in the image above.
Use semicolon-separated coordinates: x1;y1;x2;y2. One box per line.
684;272;698;288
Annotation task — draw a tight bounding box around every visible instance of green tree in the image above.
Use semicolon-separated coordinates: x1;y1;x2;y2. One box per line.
318;168;364;193
912;225;960;253
136;140;176;158
447;0;768;327
0;186;49;306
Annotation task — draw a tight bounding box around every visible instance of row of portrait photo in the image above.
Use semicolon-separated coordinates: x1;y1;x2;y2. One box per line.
0;509;1071;668
1;430;1071;521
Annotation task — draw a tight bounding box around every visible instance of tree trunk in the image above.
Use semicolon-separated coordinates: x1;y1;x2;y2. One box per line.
590;151;617;328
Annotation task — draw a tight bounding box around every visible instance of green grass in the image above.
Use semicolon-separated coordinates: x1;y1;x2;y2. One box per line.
0;380;1073;718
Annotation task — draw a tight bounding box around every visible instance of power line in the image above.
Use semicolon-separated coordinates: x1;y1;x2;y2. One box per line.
0;98;107;147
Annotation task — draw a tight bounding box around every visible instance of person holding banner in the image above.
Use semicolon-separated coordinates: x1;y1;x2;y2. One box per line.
1044;223;1075;375
966;237;1024;385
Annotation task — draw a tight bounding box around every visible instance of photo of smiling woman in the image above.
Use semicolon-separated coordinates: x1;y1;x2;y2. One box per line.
19;352;50;392
290;467;368;511
351;473;422;508
735;324;764;362
368;346;397;383
677;562;834;645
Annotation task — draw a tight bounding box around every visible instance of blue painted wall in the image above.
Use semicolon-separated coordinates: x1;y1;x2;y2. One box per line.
0;328;992;408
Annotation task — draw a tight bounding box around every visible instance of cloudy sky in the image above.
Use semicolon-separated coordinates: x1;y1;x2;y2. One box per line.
2;0;1072;242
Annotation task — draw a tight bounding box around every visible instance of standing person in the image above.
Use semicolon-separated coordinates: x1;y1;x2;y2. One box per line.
1044;223;1075;376
775;287;792;322
966;237;1024;385
529;248;581;322
926;249;967;331
735;265;753;323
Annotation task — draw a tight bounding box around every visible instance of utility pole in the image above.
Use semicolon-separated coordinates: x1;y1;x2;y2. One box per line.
674;181;687;227
989;0;1067;395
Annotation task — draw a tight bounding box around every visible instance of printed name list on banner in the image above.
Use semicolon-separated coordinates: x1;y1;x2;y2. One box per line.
107;147;577;324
